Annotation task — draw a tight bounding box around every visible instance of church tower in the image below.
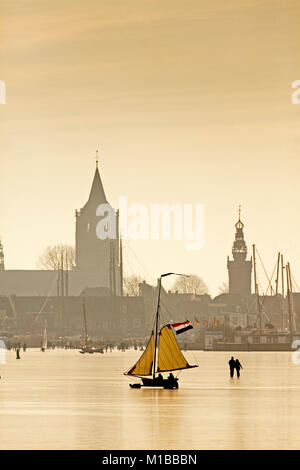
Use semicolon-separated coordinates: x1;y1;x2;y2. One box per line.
0;239;4;271
227;208;252;297
75;153;120;295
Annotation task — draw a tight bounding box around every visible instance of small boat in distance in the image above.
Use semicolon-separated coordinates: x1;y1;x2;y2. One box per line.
79;297;104;354
124;273;198;389
41;324;47;352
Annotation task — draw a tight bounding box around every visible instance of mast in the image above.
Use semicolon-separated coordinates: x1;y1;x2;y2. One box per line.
117;209;123;297
60;252;65;334
112;242;116;296
82;297;88;346
152;272;187;378
61;251;64;297
252;244;262;332
65;252;69;297
281;254;285;332
41;319;48;351
275;252;280;295
109;241;116;296
153;276;162;380
120;237;123;297
286;262;295;337
124;272;196;379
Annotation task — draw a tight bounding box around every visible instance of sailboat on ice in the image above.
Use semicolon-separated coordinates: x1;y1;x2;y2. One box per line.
41;323;47;352
79;297;104;354
124;273;198;389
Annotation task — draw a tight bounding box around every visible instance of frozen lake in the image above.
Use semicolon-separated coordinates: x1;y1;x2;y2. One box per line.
0;349;300;449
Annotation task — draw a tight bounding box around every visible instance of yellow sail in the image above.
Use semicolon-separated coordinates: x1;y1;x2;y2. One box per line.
157;324;195;372
126;332;154;376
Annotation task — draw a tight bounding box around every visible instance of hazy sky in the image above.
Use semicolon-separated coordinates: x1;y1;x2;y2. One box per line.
1;0;300;296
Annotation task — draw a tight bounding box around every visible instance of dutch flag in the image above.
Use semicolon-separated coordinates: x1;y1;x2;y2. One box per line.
171;320;193;335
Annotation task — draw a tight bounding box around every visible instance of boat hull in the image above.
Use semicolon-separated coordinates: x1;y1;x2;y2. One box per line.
129;377;179;389
79;347;104;354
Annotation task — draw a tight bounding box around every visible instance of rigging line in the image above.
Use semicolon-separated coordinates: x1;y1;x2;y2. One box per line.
254;255;277;322
0;314;9;328
122;238;156;283
244;295;258;315
255;248;276;295
157;302;169;330
256;288;272;323
32;270;58;324
159;299;181;326
124;238;154;280
123;246;136;277
263;260;278;297
291;272;300;292
176;334;199;369
159;287;191;318
160;297;177;316
254;288;271;325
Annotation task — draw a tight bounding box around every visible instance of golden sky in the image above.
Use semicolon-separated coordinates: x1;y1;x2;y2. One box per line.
1;0;300;295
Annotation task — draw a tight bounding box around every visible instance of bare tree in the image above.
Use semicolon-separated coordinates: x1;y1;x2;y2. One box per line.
172;274;209;295
37;244;75;270
123;274;143;296
218;282;229;294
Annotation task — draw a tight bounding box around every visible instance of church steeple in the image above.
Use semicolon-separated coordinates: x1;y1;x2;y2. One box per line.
82;151;107;211
227;207;252;297
232;206;247;261
74;154;120;294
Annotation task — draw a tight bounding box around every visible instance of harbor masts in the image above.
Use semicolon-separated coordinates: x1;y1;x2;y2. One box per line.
281;254;285;332
252;244;262;332
286;262;295;337
82;296;88;346
275;252;280;295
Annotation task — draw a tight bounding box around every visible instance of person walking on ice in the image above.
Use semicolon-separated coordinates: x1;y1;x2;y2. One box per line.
235;359;243;378
228;357;236;378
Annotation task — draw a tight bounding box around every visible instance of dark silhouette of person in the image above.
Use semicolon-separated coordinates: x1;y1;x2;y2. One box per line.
235;359;243;378
228;357;236;378
157;373;164;385
167;373;176;385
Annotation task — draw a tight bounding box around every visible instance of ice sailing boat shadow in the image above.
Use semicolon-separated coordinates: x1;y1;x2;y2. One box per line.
124;273;198;389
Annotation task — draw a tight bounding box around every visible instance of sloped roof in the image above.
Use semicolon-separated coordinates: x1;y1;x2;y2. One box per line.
82;166;107;212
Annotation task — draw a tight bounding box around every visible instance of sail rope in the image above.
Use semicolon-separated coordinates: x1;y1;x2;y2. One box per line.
30;270;58;326
291;271;300;293
122;238;156;284
123;244;137;277
254;247;277;325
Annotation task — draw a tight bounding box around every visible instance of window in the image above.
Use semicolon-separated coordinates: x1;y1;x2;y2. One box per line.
133;318;141;329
